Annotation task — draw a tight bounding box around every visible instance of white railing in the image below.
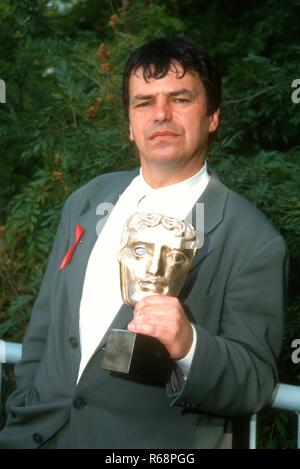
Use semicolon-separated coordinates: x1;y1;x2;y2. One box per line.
0;339;299;448
0;340;22;365
249;383;300;449
0;340;22;403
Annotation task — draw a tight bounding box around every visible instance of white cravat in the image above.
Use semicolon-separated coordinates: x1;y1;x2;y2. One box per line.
77;163;210;382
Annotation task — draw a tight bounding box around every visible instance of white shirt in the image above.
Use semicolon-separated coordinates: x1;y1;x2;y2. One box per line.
77;162;210;382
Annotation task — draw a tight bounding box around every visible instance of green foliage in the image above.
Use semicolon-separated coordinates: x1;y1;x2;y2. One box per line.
0;0;299;447
258;409;298;449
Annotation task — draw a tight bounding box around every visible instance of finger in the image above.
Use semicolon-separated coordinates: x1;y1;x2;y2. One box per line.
133;305;177;323
134;295;178;313
134;295;164;312
129;309;182;340
128;320;168;341
128;321;156;336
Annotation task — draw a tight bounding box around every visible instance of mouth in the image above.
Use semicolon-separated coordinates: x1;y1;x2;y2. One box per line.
139;281;167;294
150;131;179;140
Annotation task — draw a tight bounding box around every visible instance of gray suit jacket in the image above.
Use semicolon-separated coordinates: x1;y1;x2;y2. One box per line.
0;168;288;448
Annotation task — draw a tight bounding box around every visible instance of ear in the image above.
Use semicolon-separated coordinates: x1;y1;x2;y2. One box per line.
129;123;135;142
208;108;220;133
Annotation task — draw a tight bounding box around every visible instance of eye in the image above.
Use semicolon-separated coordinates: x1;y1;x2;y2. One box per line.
134;246;148;257
167;251;187;264
135;101;151;108
174;98;190;104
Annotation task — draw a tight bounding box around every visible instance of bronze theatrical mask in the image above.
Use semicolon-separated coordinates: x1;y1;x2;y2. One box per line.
118;212;199;305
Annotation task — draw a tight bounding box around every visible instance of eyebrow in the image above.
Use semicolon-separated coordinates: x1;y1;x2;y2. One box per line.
132;88;195;101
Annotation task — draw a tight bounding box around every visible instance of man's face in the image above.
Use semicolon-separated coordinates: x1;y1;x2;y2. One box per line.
128;62;219;173
118;223;195;306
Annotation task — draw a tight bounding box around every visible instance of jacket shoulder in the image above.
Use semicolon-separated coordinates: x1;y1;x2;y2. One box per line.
224;185;283;247
64;168;138;210
208;171;281;241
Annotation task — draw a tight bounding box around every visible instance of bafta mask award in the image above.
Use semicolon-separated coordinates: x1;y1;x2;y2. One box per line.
101;213;199;378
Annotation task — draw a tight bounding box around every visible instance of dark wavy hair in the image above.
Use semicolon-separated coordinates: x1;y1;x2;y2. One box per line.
122;36;222;120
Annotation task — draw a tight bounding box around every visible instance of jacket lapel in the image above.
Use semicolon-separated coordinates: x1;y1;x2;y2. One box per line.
63;170;139;335
187;171;228;273
96;303;133;352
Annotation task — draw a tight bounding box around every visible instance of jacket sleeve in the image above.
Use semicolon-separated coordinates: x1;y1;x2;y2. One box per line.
168;235;288;416
5;197;72;408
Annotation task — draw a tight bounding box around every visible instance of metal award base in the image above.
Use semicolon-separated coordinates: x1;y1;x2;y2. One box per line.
101;329;174;382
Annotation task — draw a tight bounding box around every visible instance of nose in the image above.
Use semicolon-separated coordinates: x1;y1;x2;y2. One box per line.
147;247;163;276
153;96;172;123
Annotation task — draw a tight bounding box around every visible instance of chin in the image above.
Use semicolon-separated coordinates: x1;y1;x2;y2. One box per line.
129;289;161;304
147;153;185;165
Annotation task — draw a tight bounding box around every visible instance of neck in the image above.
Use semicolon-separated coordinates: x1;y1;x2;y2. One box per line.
140;155;206;189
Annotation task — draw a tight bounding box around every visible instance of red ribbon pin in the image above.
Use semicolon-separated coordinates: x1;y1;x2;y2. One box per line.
59;224;84;270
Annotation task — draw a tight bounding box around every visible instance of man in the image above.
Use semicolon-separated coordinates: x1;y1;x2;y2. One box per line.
0;37;287;449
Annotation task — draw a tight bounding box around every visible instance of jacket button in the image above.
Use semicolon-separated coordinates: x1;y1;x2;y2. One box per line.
69;336;78;348
73;396;86;409
32;433;44;445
